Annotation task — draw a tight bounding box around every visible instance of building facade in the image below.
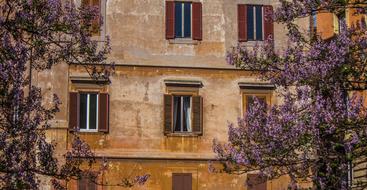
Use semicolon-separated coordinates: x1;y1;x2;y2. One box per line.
37;0;309;189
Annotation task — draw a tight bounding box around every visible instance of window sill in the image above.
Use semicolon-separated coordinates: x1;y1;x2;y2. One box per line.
169;38;199;45
165;133;202;137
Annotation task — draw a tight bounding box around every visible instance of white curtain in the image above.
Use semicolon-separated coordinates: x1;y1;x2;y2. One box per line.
183;97;191;132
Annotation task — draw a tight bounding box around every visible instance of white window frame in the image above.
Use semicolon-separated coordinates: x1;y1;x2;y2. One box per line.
79;93;99;132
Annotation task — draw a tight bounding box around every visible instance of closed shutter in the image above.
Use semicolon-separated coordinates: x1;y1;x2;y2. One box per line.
263;5;274;41
192;96;203;135
192;2;202;41
166;1;175;39
98;93;109;133
69;92;78;132
164;94;173;134
247;174;267;190
78;177;87;190
238;4;247;42
316;12;334;39
172;173;192;190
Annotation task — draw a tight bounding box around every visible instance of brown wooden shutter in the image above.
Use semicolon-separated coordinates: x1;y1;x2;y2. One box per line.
247;174;267;190
69;92;78;132
172;173;192;190
238;4;247;42
164;94;173;134
166;1;175;39
192;96;203;135
78;177;87;190
192;2;202;41
98;93;109;133
316;12;334;39
263;5;274;41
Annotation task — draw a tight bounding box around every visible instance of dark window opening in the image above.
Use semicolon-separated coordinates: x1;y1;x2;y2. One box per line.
247;5;263;41
173;96;192;133
175;2;192;38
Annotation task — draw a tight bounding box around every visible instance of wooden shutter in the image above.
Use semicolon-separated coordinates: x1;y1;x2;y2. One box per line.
247;174;267;190
78;177;87;190
317;12;334;39
164;94;173;134
263;5;274;41
192;96;203;135
69;92;78;132
172;173;192;190
98;93;109;133
192;2;202;41
238;4;247;42
166;1;175;39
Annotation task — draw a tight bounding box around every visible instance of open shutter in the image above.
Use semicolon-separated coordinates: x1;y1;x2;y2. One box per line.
164;94;173;134
263;5;274;41
69;92;78;132
238;4;247;42
98;93;109;133
192;2;202;41
192;96;203;135
166;1;175;39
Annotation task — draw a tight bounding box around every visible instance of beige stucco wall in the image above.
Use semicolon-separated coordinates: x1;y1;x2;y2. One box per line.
34;0;311;189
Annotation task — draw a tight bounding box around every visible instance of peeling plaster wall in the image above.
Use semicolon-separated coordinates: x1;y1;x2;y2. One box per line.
36;0;312;189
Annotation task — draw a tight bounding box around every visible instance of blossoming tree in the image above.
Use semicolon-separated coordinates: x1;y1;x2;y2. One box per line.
0;0;148;189
213;0;367;189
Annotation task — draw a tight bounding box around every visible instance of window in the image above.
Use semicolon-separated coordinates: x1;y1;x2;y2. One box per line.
247;173;267;190
78;176;97;190
173;96;192;133
77;0;106;37
172;173;192;190
79;93;98;131
163;80;203;136
310;10;317;36
175;2;192;38
238;4;273;42
165;1;202;41
334;13;346;34
69;92;109;133
245;95;267;113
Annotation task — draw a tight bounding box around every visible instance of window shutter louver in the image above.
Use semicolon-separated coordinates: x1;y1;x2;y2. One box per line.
69;92;78;132
263;5;274;41
192;96;203;135
166;1;175;39
98;93;109;133
238;4;247;42
192;2;202;41
164;94;173;134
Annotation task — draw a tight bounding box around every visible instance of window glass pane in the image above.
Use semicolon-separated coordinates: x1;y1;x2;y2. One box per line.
89;94;98;130
255;5;263;40
173;96;182;132
182;96;191;132
175;3;183;37
79;94;88;129
246;95;267;112
247;6;254;40
183;3;191;38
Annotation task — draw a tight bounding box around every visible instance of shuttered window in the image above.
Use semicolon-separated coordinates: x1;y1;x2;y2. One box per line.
164;94;203;135
69;92;109;133
166;1;202;40
172;173;192;190
247;174;267;190
81;0;101;35
78;176;97;190
238;4;274;41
